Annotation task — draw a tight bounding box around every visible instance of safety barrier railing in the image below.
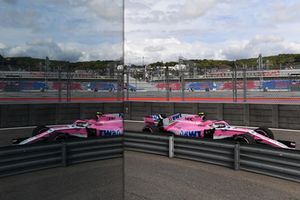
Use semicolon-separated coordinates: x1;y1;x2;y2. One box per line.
0;143;62;177
1;132;300;183
174;137;236;168
66;137;123;165
124;132;169;156
123;132;300;183
0;136;123;178
239;145;300;183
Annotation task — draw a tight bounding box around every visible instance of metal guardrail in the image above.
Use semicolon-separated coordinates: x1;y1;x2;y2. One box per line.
174;137;236;168
124;132;300;183
1;132;300;183
0;136;123;178
124;132;169;156
239;145;300;183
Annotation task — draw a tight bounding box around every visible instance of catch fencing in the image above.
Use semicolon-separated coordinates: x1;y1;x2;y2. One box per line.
0;136;123;178
124;132;300;183
125;66;300;103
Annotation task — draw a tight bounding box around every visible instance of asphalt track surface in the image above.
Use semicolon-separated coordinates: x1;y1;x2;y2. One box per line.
125;151;300;200
2;151;299;200
2;90;300;103
0;158;123;200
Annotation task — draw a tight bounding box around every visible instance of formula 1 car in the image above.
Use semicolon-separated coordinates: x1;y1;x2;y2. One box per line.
142;113;296;149
12;113;123;145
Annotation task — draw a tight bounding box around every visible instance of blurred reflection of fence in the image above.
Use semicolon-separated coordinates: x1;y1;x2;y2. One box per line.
125;68;300;102
0;71;119;80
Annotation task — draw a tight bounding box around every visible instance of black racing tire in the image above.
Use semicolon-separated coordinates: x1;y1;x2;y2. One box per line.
51;133;68;142
234;133;256;144
32;126;50;136
254;127;274;139
142;125;161;134
166;131;175;137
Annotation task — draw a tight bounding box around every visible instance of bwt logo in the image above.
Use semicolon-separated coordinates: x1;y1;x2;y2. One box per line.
179;130;200;137
170;113;182;121
100;130;122;136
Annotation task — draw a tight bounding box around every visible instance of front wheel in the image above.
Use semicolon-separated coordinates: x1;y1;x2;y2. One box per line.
254;127;274;139
32;126;49;136
234;133;256;144
51;133;68;142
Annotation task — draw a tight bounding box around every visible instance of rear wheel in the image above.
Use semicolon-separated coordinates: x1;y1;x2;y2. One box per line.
254;127;274;139
32;126;49;136
234;133;256;144
142;125;160;134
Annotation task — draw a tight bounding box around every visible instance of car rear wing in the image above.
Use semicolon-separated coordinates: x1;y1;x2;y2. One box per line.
144;114;161;126
97;113;123;121
144;113;183;125
103;113;123;118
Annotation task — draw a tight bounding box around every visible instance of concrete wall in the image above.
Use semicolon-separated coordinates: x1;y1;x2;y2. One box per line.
0;102;123;128
124;102;300;130
1;101;300;130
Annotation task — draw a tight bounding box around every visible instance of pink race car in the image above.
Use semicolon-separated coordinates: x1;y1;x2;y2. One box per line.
143;113;296;149
13;113;123;145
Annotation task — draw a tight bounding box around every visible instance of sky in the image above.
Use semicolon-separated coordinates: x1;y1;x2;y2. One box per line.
0;0;123;62
125;0;300;64
1;0;300;64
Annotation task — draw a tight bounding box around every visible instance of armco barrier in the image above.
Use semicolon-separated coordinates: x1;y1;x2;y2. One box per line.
174;137;236;168
0;136;123;178
239;145;300;183
1;132;300;183
124;132;169;156
0;143;62;177
66;137;123;165
124;132;300;183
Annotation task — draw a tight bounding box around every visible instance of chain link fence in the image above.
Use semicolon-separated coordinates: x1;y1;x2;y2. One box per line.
2;57;300;103
0;60;125;102
124;59;300;103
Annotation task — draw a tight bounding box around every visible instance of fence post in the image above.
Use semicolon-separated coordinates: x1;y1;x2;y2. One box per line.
169;135;174;158
234;143;240;170
62;142;68;167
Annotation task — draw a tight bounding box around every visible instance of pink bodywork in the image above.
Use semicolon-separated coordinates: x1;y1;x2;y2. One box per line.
18;113;123;145
144;113;295;149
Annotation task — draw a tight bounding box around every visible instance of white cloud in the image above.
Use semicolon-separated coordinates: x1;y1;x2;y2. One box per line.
125;0;300;64
179;0;217;19
0;0;123;61
270;1;300;23
223;35;300;60
78;43;122;61
125;34;300;64
0;39;122;62
125;37;223;64
42;0;123;22
86;0;123;22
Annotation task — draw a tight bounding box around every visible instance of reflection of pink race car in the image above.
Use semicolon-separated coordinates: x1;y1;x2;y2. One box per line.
13;113;124;145
143;113;296;149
